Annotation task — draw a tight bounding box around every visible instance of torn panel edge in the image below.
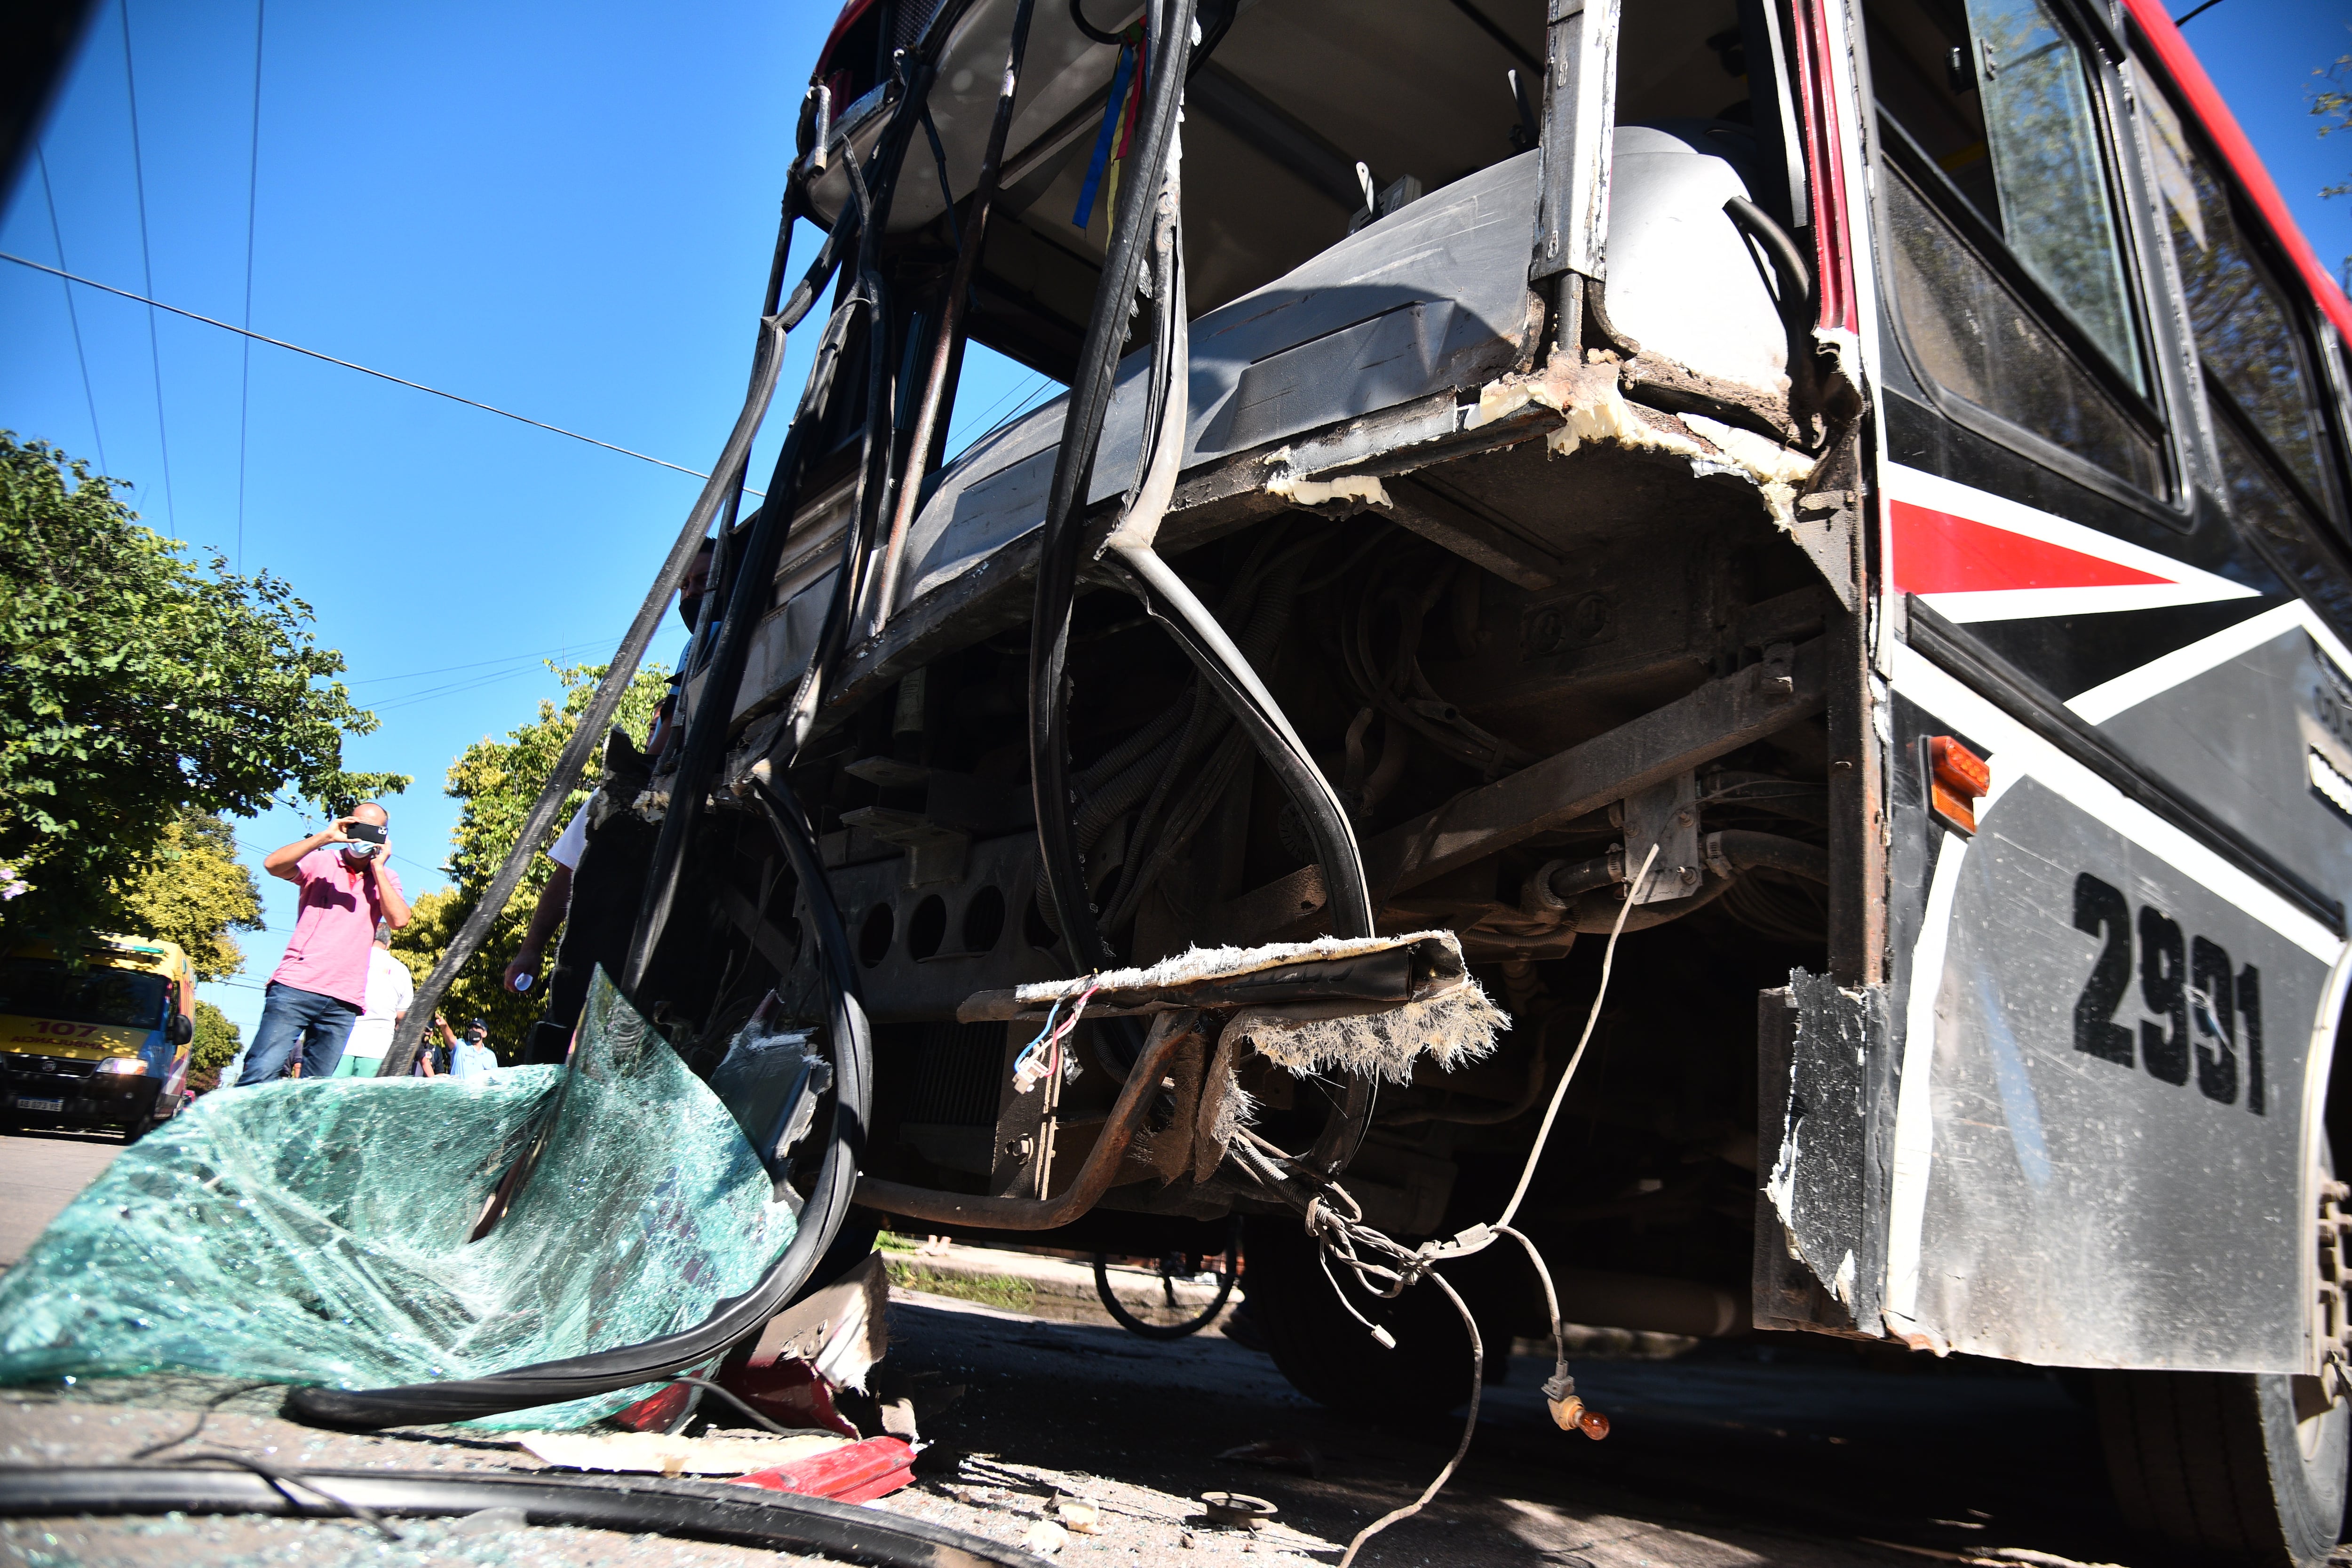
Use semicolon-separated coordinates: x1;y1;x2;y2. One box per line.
1753;973;1895;1338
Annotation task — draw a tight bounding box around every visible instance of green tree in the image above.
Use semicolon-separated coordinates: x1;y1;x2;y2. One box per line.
389;661;668;1058
0;435;409;947
2317;47;2352;201
2316;40;2352;288
112;809;263;982
188;999;242;1094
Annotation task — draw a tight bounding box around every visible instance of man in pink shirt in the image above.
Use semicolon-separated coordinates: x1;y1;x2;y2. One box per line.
237;802;413;1085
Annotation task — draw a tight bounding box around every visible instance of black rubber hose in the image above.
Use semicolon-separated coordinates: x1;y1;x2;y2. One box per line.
1028;0;1197;978
1707;828;1829;884
0;1465;1039;1568
622;32;947;991
620;363;826;994
1124;573;1375;1175
1128;596;1359;919
1723;195;1815;333
1078;0;1232;68
1542;853;1622;904
747;776;861;1011
295;447;882;1425
379;307;793;1078
301;1;994;1432
1070;0;1126;44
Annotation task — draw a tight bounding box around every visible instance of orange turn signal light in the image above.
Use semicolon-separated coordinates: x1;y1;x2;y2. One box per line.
1927;736;1990;835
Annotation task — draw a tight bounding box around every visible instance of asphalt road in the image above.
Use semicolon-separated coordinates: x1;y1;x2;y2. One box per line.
0;1126;123;1267
0;1128;2139;1568
877;1291;2130;1568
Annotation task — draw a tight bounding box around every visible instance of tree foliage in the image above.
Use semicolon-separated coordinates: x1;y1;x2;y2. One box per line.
112;810;263;983
389;662;668;1057
2317;47;2352;204
189;999;242;1094
0;435;409;947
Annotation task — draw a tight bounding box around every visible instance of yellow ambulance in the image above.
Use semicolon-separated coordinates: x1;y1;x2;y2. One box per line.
0;937;197;1140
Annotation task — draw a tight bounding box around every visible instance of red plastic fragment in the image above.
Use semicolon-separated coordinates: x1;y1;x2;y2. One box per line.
610;1380;696;1433
719;1353;862;1439
733;1435;917;1503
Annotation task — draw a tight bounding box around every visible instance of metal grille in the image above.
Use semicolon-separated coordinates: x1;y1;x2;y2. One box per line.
893;0;944;55
903;1021;1004;1127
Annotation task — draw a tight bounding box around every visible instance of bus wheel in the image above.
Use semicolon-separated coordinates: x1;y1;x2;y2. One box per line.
1240;1216;1483;1421
2095;1370;2347;1568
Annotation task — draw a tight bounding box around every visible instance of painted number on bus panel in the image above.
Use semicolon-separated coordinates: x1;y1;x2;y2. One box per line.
2072;873;2264;1112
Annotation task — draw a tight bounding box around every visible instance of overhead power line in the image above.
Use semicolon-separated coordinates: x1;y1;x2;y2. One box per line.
346;629;634;687
119;0;177;530
32;148;105;475
0;252;763;495
237;0;267;573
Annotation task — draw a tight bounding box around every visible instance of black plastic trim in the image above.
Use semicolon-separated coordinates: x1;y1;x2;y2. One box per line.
1904;597;2345;935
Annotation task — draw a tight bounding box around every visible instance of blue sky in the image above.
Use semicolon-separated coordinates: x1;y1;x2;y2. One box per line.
0;0;2344;1040
0;0;1057;1039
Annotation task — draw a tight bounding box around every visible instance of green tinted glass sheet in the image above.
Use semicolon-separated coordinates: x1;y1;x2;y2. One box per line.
0;970;795;1429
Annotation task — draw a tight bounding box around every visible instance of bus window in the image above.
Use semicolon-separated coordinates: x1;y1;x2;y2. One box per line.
1867;0;2161;491
2142;88;2343;525
1882;173;2160;489
1869;0;2144;389
1963;0;2139;383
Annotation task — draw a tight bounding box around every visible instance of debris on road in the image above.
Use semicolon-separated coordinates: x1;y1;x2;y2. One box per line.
1021;1517;1070;1554
1049;1494;1101;1532
510;1429;850;1477
1202;1491;1279;1532
734;1434;918;1503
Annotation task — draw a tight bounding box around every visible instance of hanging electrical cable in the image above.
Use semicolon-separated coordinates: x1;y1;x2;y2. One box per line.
1025;0;1199;978
381;292;799;1080
1094;167;1374;939
867;0;1041;635
621;6;1004;989
294;2;1004;1427
236;0;266;572
117;0;175;531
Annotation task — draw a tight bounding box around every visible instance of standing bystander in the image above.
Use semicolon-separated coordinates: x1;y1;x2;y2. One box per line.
417;1015;453;1075
238;804;411;1085
448;1019;499;1079
337;923;415;1077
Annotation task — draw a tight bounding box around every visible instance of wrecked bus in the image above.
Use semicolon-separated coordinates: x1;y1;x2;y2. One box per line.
361;0;2352;1558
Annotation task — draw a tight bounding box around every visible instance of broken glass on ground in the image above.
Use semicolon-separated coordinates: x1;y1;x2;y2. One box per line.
0;970;798;1429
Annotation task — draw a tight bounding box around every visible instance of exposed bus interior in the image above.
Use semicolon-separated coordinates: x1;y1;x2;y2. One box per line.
616;0;1869;1403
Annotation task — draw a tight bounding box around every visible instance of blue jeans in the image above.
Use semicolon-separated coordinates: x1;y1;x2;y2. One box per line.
239;982;363;1085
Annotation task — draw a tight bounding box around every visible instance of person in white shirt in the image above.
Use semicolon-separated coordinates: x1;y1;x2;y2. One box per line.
336;923;415;1078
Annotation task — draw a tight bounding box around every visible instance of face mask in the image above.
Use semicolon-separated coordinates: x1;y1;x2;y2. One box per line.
342;843;380;860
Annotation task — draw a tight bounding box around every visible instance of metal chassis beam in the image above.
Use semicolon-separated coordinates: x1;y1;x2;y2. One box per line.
1364;637;1828;898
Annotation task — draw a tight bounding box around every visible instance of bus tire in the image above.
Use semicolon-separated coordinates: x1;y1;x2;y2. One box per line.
2095;1369;2348;1567
1240;1216;1479;1421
